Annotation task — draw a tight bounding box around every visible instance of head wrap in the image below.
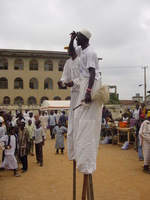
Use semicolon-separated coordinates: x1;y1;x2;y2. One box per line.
79;29;91;40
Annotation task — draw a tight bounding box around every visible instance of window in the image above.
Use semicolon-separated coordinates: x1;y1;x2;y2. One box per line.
40;96;49;104
58;60;66;71
0;77;8;89
29;78;38;89
44;59;53;71
29;59;38;70
27;96;37;105
44;78;53;89
14;78;23;89
3;96;10;105
14;59;23;70
65;96;71;100
0;58;8;70
14;96;24;105
53;96;61;100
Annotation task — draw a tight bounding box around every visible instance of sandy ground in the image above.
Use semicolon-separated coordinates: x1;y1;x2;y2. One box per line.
0;130;150;200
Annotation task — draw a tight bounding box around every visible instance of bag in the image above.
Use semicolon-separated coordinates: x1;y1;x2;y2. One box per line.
121;141;129;150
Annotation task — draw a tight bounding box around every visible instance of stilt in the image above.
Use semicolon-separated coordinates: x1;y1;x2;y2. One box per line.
87;175;91;200
82;174;88;200
73;160;76;200
89;174;94;200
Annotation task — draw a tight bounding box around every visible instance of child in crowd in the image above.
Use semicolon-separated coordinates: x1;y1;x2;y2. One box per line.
0;125;20;177
33;120;45;166
26;119;34;156
53;120;67;155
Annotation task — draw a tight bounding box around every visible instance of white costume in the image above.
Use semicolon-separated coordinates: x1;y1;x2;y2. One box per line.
0;135;18;169
139;120;150;165
60;56;80;160
74;45;102;174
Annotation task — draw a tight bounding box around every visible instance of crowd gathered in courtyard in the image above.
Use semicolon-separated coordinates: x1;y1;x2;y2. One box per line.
0;109;68;177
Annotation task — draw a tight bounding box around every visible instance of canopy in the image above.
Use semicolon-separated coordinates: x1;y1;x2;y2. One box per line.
40;100;70;111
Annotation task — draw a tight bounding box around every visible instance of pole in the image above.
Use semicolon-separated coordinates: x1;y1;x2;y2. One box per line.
142;66;148;106
73;160;76;200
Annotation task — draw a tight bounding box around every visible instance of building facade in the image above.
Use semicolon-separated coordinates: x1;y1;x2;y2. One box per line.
0;49;71;107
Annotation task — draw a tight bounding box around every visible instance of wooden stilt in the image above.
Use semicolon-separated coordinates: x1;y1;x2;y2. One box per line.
82;174;88;200
73;160;76;200
87;175;91;200
89;174;94;200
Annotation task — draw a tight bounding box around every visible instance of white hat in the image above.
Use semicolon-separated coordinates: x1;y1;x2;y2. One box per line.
79;29;91;40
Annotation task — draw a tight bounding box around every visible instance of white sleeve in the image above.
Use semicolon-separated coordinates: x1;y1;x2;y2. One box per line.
75;46;82;57
60;60;70;84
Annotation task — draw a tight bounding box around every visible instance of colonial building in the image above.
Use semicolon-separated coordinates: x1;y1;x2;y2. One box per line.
0;49;70;106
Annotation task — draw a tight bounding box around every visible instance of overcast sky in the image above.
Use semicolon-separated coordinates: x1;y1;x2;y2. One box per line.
0;0;150;100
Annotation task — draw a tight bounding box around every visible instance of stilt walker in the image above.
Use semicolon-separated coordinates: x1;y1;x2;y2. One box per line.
68;29;109;199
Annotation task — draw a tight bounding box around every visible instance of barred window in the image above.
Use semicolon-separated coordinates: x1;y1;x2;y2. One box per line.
0;77;8;89
44;78;53;89
14;59;23;70
29;78;38;89
14;78;23;89
44;59;53;71
0;58;8;70
58;60;66;71
29;59;38;70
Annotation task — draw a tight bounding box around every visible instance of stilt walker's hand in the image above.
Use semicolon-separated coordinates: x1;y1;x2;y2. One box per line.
85;92;91;104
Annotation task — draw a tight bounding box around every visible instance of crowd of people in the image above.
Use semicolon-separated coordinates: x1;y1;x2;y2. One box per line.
101;103;150;174
0;109;68;177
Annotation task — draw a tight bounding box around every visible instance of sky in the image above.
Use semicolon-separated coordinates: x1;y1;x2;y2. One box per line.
0;0;150;100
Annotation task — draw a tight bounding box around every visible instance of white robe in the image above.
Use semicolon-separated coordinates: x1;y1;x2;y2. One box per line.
0;135;18;169
74;45;102;174
60;56;80;160
74;76;102;174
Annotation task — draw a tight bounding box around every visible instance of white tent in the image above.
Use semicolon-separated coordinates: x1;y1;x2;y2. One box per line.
40;100;70;111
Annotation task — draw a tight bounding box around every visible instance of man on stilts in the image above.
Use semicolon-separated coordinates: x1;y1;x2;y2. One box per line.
57;33;81;200
69;29;102;200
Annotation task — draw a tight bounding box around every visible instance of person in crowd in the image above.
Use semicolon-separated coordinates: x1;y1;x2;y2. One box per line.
39;111;47;140
122;112;128;122
53;110;60;126
33;120;45;166
48;110;56;139
139;111;150;173
140;103;147;116
133;103;140;120
53;120;67;155
0;125;20;177
28;111;35;126
26;119;34;156
59;110;67;127
18;120;30;173
137;114;145;161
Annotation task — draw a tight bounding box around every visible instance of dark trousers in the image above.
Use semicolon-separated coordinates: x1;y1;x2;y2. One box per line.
50;125;55;139
20;155;28;171
35;142;43;164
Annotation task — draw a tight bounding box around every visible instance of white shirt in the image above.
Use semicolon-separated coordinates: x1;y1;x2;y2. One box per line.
60;56;80;92
0;126;6;139
133;109;140;120
0;135;16;155
34;127;45;144
75;45;100;80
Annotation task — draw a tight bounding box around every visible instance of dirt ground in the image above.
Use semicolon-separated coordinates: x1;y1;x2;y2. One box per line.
0;130;150;200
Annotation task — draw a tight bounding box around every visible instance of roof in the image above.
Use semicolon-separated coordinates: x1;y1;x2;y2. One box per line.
120;100;139;106
40;100;70;111
0;48;70;59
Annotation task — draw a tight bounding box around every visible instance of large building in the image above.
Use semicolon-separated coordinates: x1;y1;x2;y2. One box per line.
0;49;70;107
